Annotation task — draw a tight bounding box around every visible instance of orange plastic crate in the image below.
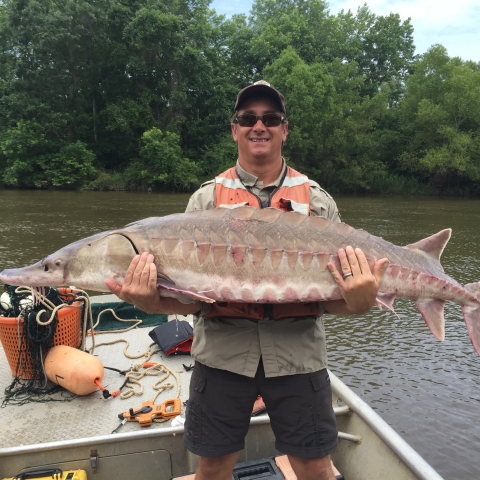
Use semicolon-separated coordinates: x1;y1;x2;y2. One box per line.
0;289;83;379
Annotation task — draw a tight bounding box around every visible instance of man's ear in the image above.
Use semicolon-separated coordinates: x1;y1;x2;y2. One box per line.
282;122;289;143
231;123;238;143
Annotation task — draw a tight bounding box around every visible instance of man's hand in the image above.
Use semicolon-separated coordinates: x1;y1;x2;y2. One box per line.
104;252;201;315
325;246;388;315
104;252;162;313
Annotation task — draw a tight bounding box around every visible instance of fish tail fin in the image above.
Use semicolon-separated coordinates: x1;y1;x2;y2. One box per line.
462;305;480;358
404;229;451;272
462;282;480;356
465;282;480;301
413;298;446;341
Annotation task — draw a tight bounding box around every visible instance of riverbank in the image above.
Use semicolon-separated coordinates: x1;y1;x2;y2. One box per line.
2;172;480;197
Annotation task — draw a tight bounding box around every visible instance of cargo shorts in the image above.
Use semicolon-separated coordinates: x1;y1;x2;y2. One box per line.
184;359;338;458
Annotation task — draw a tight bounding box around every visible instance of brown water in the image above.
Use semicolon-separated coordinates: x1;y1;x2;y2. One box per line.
1;190;479;479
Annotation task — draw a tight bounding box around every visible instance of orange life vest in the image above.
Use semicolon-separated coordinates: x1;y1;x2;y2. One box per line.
215;165;311;214
204;165;323;321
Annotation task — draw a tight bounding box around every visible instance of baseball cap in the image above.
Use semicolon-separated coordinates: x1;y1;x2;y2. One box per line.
234;80;286;114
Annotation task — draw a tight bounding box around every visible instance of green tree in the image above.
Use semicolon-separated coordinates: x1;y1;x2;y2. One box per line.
124;128;198;191
0;120;96;188
398;46;480;191
0;0;118;176
111;0;236;165
40;142;97;188
336;5;416;101
219;14;258;85
0;120;53;187
0;0;237;183
249;0;334;68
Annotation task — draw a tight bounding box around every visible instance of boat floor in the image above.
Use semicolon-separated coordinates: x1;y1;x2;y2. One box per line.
0;298;194;450
0;296;445;480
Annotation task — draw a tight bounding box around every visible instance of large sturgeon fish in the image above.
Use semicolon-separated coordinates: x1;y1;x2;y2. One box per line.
1;206;480;355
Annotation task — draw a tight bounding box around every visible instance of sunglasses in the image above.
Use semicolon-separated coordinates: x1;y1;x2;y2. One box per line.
234;113;286;127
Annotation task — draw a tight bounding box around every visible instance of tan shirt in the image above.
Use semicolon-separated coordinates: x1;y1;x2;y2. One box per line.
185;160;341;378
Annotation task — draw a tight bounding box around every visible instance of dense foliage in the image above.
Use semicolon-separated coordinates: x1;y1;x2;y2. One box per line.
0;0;479;194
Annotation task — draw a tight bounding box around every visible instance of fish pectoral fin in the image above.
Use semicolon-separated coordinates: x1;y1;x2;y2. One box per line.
156;279;215;304
413;297;446;341
157;272;175;284
376;293;397;313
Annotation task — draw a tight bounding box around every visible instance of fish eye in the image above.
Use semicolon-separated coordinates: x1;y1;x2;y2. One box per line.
55;260;62;267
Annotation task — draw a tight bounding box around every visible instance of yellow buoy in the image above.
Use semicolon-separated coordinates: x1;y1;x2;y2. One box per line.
44;345;104;395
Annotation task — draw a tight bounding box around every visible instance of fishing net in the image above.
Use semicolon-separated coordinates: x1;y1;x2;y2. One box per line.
0;285;79;406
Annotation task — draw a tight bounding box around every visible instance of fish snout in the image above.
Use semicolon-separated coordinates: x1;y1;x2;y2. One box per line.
0;257;67;287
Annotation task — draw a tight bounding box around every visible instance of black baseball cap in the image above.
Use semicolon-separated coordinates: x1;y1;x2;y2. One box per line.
234;80;286;114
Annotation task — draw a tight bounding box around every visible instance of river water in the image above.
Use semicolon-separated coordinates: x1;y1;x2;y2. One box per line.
0;189;479;479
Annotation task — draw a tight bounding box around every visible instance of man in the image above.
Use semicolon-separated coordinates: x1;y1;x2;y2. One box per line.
105;81;388;480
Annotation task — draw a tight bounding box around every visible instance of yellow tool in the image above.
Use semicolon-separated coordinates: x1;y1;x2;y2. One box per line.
116;398;181;430
4;469;87;480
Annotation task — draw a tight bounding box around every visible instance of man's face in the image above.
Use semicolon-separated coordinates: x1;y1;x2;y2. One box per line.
231;97;288;163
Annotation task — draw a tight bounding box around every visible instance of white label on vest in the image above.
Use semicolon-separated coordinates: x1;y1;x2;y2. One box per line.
218;202;249;209
215;176;247;190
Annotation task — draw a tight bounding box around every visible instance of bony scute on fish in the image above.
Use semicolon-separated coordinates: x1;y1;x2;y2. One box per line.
1;206;480;355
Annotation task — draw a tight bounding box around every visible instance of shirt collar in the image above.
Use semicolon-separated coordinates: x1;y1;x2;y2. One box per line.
235;159;287;188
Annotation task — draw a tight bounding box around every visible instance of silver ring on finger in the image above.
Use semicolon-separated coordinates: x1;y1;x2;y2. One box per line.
342;272;353;280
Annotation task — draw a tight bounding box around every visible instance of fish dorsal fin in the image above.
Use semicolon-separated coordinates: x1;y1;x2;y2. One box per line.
403;229;452;262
